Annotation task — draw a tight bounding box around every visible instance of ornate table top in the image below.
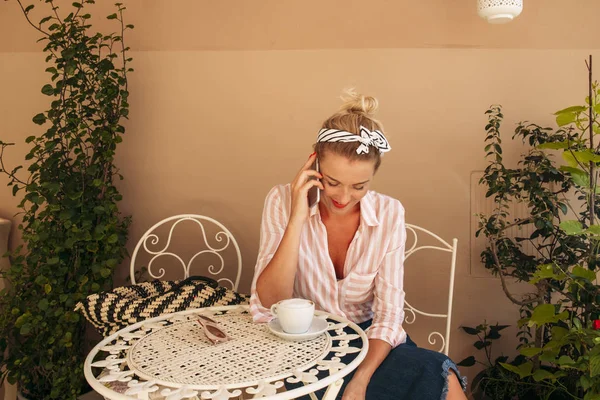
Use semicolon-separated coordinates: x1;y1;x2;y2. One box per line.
84;305;369;400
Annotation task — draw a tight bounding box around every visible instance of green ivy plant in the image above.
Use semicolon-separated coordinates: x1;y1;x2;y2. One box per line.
477;56;600;399
457;322;538;400
0;1;132;398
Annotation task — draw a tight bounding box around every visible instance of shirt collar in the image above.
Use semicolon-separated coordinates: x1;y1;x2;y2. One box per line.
309;191;380;227
359;191;379;227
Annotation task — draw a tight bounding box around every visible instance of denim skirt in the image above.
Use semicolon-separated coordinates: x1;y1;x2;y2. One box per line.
287;319;467;400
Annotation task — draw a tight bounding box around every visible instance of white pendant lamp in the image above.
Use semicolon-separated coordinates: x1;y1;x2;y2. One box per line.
477;0;523;24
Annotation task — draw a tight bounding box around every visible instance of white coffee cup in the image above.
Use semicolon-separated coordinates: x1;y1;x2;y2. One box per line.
270;298;315;334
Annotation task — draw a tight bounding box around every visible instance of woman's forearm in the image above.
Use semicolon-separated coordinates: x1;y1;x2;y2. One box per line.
255;218;305;308
352;339;392;383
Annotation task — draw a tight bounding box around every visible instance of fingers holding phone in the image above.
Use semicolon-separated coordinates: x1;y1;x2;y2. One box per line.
290;153;323;223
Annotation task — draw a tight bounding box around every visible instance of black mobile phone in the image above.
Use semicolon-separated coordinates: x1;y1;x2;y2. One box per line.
307;158;320;208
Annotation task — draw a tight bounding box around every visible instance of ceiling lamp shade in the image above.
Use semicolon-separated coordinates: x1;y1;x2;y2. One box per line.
477;0;523;24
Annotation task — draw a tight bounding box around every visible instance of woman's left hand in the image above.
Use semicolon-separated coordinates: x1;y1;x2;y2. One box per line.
341;376;368;400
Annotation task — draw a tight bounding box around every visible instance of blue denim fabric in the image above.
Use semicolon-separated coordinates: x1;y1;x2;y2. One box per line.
287;319;467;400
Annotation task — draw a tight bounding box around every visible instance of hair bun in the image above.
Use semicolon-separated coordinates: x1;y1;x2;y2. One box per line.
339;88;379;116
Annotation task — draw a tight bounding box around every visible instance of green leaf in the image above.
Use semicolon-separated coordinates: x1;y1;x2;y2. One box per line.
100;268;112;278
591;354;600;377
587;225;600;235
44;284;52;294
560;220;584;235
457;356;476;367
556;310;569;321
107;13;118;19
38;298;49;311
86;242;99;253
487;330;501;340
542;349;560;362
572;265;596;282
555;105;587;115
572;150;600;163
531;263;567;284
556;112;577;127
557;355;575;365
533;369;555;382
581;375;592;391
461;326;481;335
562;151;578;168
14;314;28;328
552;326;569;341
32;113;46;125
59;209;74;221
489;324;510;332
107;234;118;244
560;166;590;187
93;206;105;214
500;362;533;378
537;141;569;150
474;340;491;350
520;347;543;357
529;304;556;326
47;257;59;265
20;324;32;335
41;84;54;96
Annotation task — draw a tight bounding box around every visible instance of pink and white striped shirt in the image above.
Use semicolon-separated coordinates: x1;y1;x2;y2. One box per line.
250;184;407;347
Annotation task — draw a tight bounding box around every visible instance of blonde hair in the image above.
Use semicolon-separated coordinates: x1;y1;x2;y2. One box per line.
314;89;385;170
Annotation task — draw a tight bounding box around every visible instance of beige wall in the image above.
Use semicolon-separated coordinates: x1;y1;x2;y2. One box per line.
2;0;600;390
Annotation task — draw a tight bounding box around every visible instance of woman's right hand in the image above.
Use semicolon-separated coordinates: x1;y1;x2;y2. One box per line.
289;153;323;224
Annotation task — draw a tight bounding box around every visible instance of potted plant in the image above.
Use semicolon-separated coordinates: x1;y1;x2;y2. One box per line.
473;56;600;398
0;1;133;398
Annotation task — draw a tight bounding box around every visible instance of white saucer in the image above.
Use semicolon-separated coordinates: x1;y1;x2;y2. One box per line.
268;317;329;341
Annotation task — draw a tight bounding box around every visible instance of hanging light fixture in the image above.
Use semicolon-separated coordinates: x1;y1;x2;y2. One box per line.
477;0;523;24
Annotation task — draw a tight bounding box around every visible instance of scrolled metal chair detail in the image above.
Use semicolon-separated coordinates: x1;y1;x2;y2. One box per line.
403;224;458;356
130;214;242;290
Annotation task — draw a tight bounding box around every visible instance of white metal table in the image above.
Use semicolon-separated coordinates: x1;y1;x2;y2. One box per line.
84;305;369;400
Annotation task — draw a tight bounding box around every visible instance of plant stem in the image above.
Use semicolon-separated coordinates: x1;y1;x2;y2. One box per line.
490;241;543;306
587;55;595;227
16;0;50;36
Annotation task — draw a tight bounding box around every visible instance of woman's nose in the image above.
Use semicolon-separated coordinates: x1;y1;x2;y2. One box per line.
339;188;351;204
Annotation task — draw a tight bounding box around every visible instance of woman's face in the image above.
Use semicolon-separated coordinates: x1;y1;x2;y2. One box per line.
318;150;376;216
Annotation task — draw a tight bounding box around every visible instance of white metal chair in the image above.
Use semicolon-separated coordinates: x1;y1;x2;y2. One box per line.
404;224;458;356
130;214;242;290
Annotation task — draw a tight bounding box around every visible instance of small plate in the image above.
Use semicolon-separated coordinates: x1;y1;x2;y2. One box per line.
268;317;329;341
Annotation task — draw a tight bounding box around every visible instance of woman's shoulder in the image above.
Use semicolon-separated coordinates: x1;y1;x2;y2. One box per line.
365;190;405;217
265;183;291;200
263;184;292;208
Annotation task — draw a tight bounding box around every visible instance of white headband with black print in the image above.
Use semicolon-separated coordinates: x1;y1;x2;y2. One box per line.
316;125;391;155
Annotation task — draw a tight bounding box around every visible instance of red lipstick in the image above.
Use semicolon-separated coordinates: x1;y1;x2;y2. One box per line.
332;199;347;209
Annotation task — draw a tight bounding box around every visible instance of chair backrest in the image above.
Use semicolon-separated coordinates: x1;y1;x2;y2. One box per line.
404;224;458;356
130;214;242;290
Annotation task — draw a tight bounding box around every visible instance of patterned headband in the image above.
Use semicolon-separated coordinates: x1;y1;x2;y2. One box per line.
316;125;391;155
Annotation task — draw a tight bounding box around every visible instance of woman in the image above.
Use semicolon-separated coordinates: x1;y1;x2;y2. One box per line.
250;89;467;400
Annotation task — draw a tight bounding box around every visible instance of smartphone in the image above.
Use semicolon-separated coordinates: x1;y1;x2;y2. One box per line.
307;158;320;208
